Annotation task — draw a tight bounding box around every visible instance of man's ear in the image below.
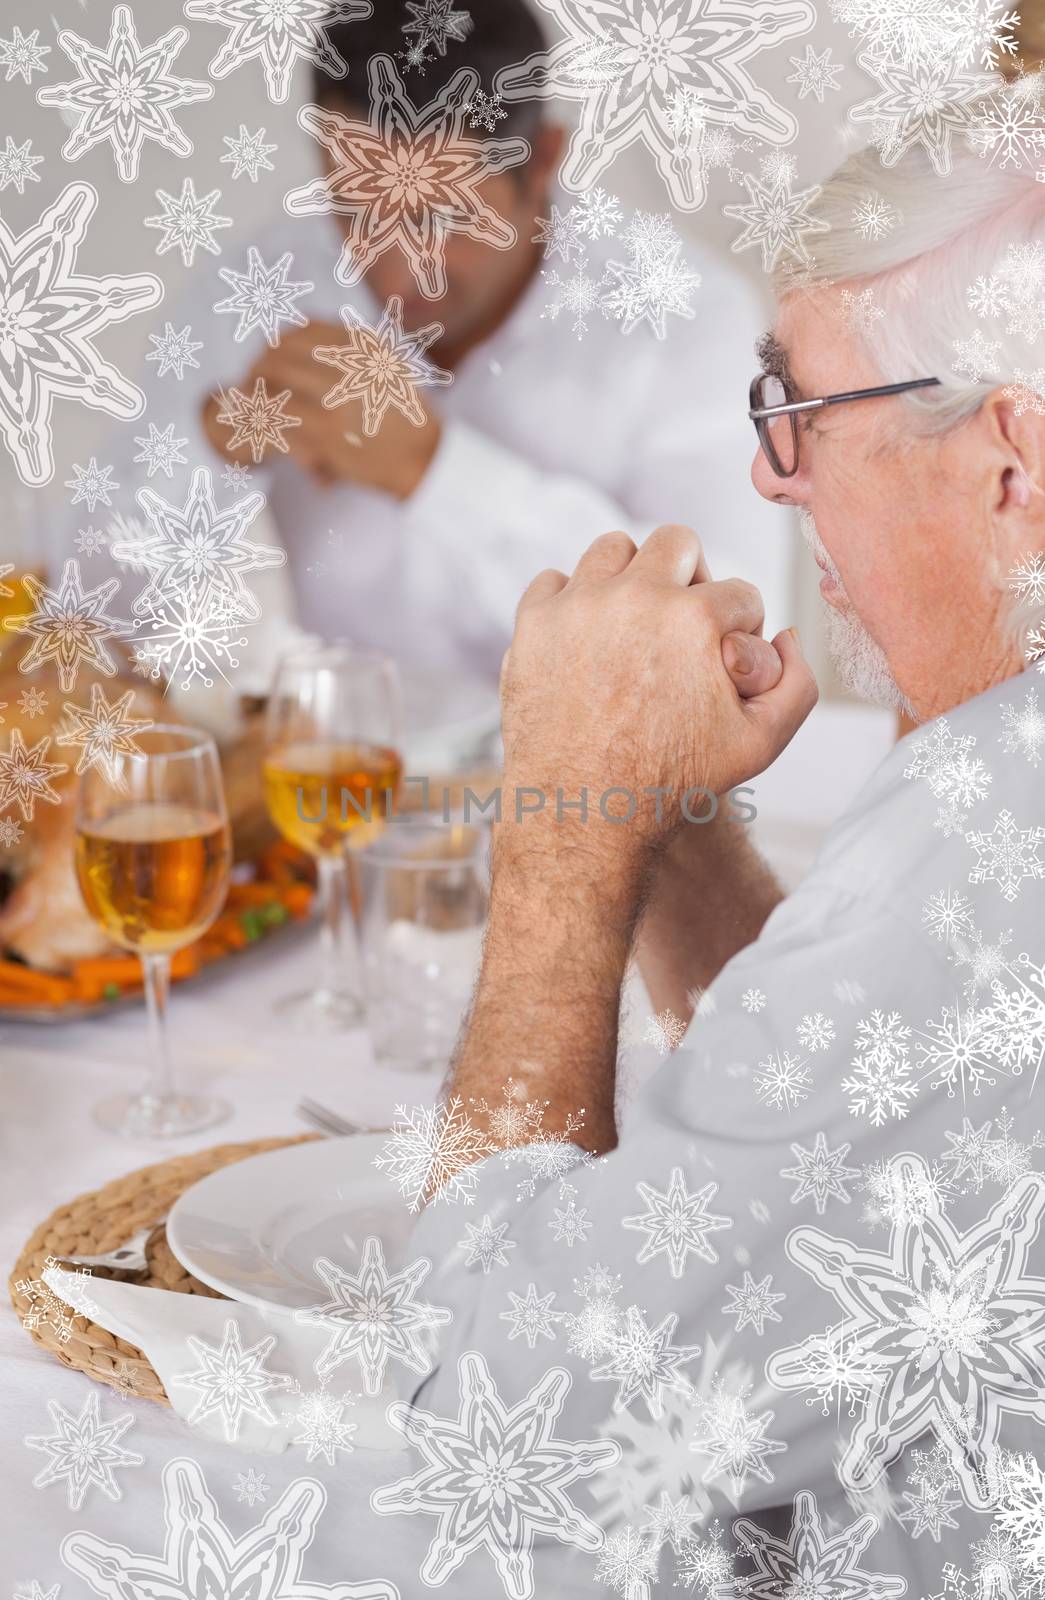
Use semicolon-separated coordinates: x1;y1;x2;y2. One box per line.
980;388;1045;574
526;122;567;193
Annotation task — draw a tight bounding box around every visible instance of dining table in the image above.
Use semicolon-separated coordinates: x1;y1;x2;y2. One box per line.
0;696;898;1593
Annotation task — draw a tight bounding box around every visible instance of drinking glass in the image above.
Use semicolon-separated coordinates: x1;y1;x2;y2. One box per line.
74;724;232;1138
262;644;402;1029
357;812;490;1072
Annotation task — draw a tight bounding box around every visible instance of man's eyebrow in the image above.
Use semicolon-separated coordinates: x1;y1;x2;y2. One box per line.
755;331;807;401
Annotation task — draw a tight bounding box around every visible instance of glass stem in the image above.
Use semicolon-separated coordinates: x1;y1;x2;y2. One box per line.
317;853;350;1000
141;952;174;1106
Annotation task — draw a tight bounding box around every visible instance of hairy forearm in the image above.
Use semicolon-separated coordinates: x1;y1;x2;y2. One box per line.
446;818;655;1156
635;810;784;1020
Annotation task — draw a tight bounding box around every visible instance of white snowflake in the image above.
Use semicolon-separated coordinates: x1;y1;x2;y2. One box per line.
144;178;233;267
754;1049;813;1112
574;188;623;240
214;378;301;463
294;1235;451;1393
374;1097;494;1210
860;1154;956;1229
214;246;313;348
592;1305;701;1419
313;295;453;436
952;329;1000;380
146;322;204;381
14;1254;95;1342
56;683;152;784
173;1317;291;1442
623;1167;731;1277
993;1451;1045;1589
736;1490;905;1596
1003;368;1045;416
463;87;506;130
221;123;277;181
373;1351;618;1596
550;1193;592;1246
922;888;976;942
131;586;249;690
0;135;43;194
501;1282;557;1348
542;258;605;338
971;86;1045;172
132;423;189;480
63;1456;396;1599
187;0;370;103
759;149;798;189
842;1008;919;1123
1009;551;1045;606
966;807;1045;901
666;84;705;149
796;1011;836;1052
533;203;586;264
689;1377;786;1500
850;190;899;240
0;26;50;82
724;171;830;273
782;1130;860;1214
3;558;126;693
37;6;211;183
459;1213;515;1272
403;0;473;56
74;527;108;557
899;1440;962;1541
12;1585;60;1600
16;686;48;719
25;1392;142;1511
786;44;844;101
0;816;23;847
1028;624;1045;674
232;1466;269;1506
594;1526;659;1597
915;1002;1000;1099
721;1270;786;1335
848;53;988;177
643;1007;688;1054
222;461;253;490
67;459;119;514
741;987;767;1013
640;1489;699;1553
602;213;701;339
293;1388;356;1464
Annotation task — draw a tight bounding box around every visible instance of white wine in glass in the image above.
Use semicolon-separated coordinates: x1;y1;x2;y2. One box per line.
75;724;232;1137
263;645;402;1029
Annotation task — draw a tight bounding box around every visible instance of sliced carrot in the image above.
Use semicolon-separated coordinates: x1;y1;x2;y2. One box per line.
0;963;76;1006
281;882;313;920
170;945;201;981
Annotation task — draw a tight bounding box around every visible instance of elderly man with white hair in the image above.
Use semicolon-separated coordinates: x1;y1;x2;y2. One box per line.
368;135;1045;1597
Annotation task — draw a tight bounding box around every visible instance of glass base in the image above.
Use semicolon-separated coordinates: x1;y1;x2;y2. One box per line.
93;1091;231;1140
273;985;363;1032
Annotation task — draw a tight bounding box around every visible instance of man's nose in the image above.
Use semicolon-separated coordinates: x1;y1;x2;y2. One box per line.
751;444;809;507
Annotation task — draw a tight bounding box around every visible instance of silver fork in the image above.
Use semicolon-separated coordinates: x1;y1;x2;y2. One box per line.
296;1097;387;1138
54;1220;164;1275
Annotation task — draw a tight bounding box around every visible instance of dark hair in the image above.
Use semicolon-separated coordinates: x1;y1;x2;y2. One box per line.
312;1;548;144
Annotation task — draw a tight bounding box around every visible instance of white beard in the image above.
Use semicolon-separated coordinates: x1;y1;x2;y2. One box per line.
798;511;914;715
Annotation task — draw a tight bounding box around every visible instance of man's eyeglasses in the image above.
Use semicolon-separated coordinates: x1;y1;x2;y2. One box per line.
748;372;942;478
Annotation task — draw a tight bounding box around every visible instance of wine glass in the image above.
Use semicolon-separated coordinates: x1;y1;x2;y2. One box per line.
74;724;233;1138
262;644;402;1029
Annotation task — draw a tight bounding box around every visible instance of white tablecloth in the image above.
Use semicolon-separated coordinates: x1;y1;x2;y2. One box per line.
0;699;897;1594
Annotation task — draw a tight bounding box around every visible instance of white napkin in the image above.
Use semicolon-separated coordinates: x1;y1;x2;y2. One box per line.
46;1268;405;1457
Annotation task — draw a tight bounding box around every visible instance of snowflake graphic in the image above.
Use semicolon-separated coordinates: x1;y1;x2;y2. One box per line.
132;423;188;480
173;1318;291;1442
971;83;1045;171
796;1011;836;1052
371;1350;619;1599
0;184;160;487
294;1234;451;1393
594;1526;658;1596
848;52;989;176
1028;624;1045;674
971;239;1045;344
1009;551;1045;607
1003;368;1045;416
851;190;900;240
575;188;623;239
966;807;1045;901
601;213;701;339
641;1490;699;1553
533;203;586;264
734;1489;906;1599
232;1467;269;1506
214;378;302;463
754;1049;813;1112
313;295;453;436
374;1097;495;1209
75;527;108;558
3;559;126;693
915;1001;1001;1099
222;123;277;181
643;1006;688;1054
842;1007;919;1124
592;1305;701;1419
675;1519;734;1595
0;135;43;195
62;1455;396;1599
17;686;48;719
786;43;844;101
721;1271;785;1335
769;1157;1045;1508
56;683;152;784
144;178;233;267
130;586;250;691
293;1388;356;1464
26;1392;142;1511
0;816;23;847
922;890;976;944
724;170;830;272
496;0;815;212
899;1440;962;1540
403;0;474;57
67;460;119;514
147;322;204;381
952;328;1000;380
223;461;254;490
285;53;531;300
186;0;370;103
781;1130;860;1214
0;25;50;82
215;246;313;347
860;1154;956;1230
550;1192;592;1245
464;87;507;130
623;1166;731;1277
741;987;766;1013
13;1585;60;1600
37;6;211;183
993;1451;1045;1591
689;1377;786;1500
14;1254;96;1342
501;1282;557;1348
841;286;885;336
542;258;605;337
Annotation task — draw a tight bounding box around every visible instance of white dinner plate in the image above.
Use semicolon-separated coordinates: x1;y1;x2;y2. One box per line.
166;1135;415;1312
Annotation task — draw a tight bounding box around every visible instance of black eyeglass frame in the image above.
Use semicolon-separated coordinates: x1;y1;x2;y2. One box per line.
748;374;942;478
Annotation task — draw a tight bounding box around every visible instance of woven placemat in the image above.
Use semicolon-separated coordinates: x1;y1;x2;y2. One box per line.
8;1134;318;1404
